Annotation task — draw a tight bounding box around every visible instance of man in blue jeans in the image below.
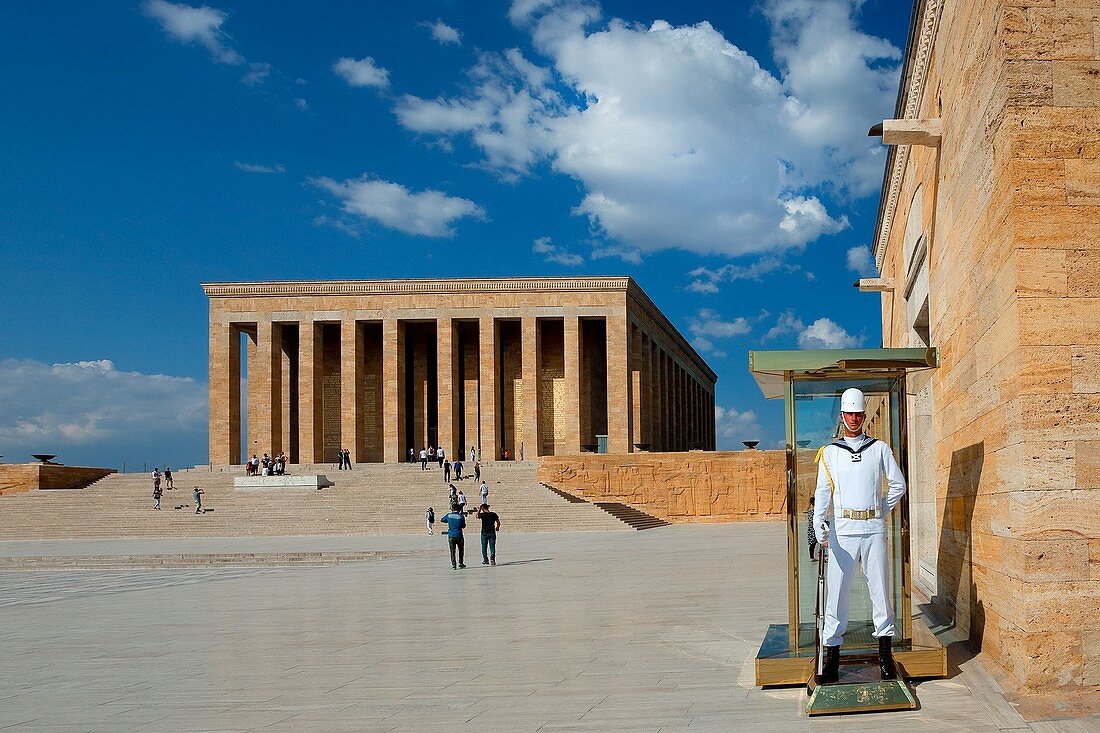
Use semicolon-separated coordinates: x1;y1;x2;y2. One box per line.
477;504;501;566
440;502;466;570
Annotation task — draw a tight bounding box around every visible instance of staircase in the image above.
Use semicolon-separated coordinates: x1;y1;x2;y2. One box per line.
592;502;670;530
539;482;668;530
0;461;633;540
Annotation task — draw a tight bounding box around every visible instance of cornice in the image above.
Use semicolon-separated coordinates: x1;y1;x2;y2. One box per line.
201;277;633;298
873;0;942;268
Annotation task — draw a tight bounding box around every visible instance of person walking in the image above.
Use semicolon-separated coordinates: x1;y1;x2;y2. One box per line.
457;489;468;514
153;483;162;510
477;504;500;565
474;461;481;483
437;446;445;469
163;467;173;490
440;503;466;569
425;506;435;535
813;388;907;683
192;485;205;514
443;460;451;483
479;480;489;508
470;446;475;462
344;448;353;470
152;468;161;496
453;459;463;481
420;448;428;470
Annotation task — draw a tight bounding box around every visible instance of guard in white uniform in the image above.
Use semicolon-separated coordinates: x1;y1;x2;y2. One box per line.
812;388;907;682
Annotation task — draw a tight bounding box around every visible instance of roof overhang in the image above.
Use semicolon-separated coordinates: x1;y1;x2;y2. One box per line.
749;347;939;399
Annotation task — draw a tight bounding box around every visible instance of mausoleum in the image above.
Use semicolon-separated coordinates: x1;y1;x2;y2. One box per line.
204;277;716;466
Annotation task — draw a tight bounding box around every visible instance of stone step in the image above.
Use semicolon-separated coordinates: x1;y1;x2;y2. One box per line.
0;461;639;539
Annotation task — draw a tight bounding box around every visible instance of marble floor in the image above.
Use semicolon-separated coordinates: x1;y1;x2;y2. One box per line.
0;524;1092;732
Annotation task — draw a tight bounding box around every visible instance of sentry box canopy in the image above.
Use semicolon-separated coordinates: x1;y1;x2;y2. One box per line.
748;348;946;687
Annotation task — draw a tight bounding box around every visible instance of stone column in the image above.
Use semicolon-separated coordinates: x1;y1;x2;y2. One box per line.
382;319;403;463
437;316;457;458
478;316;498;461
656;350;665;451
686;376;695;449
209;320;241;466
341;319;363;462
254;320;282;457
280;334;293;458
708;389;716;450
605;314;631;453
298;320;322;463
562;316;582;454
520;317;540;460
648;338;659;451
630;323;643;450
675;363;684;450
677;363;686;444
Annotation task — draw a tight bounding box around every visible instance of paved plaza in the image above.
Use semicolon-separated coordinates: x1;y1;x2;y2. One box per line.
0;524;1092;732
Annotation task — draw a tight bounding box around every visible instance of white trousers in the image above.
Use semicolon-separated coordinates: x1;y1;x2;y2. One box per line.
823;532;895;647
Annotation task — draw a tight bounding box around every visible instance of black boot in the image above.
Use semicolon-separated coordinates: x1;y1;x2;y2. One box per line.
821;645;840;684
878;636;898;680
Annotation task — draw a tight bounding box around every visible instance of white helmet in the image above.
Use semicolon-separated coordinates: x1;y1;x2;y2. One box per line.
840;388;866;413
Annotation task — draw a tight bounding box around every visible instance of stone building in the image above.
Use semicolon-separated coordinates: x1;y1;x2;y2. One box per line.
204;277;716;466
870;0;1098;692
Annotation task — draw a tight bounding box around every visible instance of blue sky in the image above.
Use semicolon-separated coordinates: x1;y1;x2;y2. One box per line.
0;0;909;469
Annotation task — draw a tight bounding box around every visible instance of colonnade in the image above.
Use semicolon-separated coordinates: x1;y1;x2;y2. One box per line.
209;313;715;465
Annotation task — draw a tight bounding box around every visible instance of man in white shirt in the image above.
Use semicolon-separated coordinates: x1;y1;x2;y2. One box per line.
812;388;907;683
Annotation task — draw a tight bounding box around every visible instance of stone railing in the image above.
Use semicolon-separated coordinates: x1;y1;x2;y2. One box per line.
537;450;786;523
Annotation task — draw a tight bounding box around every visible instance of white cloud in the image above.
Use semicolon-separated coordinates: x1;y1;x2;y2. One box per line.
393;0;893;257
141;0;243;64
714;405;765;449
532;236;584;266
241;61;271;86
846;244;876;277
589;243;641;265
766;310;804;340
0;359;207;468
691;336;724;358
424;19;462;45
234;161;284;174
395;50;558;179
688;308;758;356
687;257;801;293
311;176;485;238
294;97;309;111
333;56;390;88
765;0;901;197
685;279;719;295
313;214;361;239
690;308;752;339
797;317;861;349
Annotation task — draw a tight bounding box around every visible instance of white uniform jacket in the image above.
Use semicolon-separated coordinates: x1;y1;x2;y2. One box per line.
813;434;906;542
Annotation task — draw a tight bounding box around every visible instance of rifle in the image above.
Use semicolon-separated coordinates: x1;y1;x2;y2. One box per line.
814;526;827;681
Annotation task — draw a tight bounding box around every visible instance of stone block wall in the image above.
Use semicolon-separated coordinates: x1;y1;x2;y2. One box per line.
875;0;1100;691
0;464;116;496
537;451;785;522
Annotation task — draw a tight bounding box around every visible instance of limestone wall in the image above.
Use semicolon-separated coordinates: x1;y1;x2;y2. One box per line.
537;451;785;522
875;0;1100;691
0;464;116;496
